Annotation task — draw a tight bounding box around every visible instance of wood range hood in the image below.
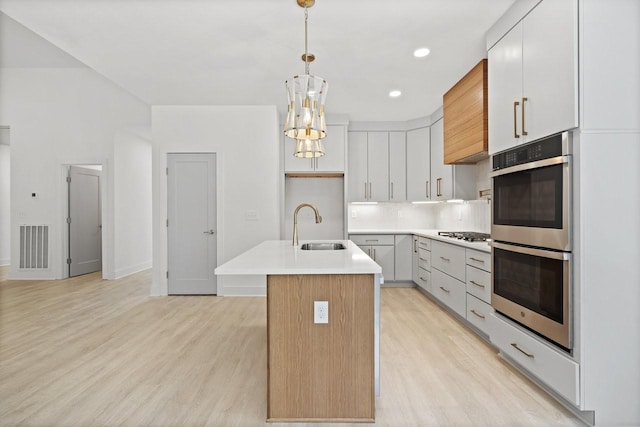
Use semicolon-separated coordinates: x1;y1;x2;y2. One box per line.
443;59;488;164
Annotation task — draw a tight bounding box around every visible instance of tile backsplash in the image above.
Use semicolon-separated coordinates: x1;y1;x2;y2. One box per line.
348;200;490;233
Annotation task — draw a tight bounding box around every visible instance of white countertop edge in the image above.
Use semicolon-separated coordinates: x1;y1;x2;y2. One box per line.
215;240;383;275
348;229;491;253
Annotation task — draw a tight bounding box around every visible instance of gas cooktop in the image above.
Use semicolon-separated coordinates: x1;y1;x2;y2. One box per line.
437;231;491;242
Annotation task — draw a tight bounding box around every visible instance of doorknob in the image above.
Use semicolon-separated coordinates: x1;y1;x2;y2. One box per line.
203;229;216;235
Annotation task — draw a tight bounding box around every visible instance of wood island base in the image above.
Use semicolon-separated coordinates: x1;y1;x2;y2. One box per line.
266;273;375;422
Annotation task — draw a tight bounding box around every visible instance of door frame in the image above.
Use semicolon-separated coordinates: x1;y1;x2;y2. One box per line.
59;160;109;280
154;148;224;296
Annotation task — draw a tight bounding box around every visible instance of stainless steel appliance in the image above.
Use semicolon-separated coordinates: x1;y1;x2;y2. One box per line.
437;231;490;242
491;241;571;349
490;132;573;350
491;132;571;251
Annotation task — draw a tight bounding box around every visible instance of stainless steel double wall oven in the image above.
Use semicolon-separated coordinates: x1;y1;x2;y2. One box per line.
491;132;572;350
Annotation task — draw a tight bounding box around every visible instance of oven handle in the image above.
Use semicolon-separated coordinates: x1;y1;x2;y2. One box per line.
490;155;570;178
490;241;570;261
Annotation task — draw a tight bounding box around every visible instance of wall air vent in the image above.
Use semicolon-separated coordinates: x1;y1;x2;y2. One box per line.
19;225;49;269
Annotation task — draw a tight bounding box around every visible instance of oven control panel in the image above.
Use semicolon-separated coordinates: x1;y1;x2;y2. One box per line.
493;132;565;171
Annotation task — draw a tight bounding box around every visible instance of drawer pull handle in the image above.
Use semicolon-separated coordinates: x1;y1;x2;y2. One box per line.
419;257;428;262
469;257;485;263
511;343;535;359
439;286;450;294
420;276;428;281
365;239;379;242
470;309;486;319
440;256;450;262
470;280;485;289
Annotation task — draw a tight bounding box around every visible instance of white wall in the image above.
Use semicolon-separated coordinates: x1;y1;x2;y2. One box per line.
576;0;640;425
113;127;152;278
151;106;280;296
0;67;150;279
0;144;10;265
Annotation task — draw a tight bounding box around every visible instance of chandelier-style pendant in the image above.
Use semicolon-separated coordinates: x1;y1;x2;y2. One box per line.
284;0;328;158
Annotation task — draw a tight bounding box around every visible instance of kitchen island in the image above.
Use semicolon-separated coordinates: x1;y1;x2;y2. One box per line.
215;240;382;423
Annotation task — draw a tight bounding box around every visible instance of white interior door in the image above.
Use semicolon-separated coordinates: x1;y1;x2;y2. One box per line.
167;153;217;295
68;166;102;277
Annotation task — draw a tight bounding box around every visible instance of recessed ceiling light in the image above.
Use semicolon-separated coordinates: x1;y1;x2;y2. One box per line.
389;90;402;98
414;47;431;58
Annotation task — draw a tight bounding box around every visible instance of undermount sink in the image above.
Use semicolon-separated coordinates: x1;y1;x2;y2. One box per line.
300;242;346;251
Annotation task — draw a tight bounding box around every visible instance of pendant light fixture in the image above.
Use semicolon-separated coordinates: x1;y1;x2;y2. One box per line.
284;0;328;158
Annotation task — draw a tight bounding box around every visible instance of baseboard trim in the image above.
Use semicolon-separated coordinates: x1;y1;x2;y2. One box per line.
114;261;152;279
8;269;55;280
0;258;10;267
222;286;266;297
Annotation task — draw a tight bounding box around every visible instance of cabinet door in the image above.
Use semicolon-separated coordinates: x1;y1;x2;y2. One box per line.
371;244;395;282
367;132;389;201
348;132;369;201
389;132;406;202
488;22;523;155
316;124;346;172
406;127;430;201
430;118;453;201
522;0;578;142
394;235;413;282
412;236;420;284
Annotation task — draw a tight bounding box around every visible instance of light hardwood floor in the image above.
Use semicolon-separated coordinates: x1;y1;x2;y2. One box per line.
0;268;586;427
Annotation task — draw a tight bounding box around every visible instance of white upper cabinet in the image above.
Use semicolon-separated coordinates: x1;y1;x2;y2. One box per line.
389;132;407;202
348;131;405;202
406;127;431;201
488;0;578;154
284;124;346;172
367;132;390;201
347;131;369;201
430;118;452;201
430;118;476;201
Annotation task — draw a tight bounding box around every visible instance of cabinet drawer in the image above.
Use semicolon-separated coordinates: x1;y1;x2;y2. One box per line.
431;240;466;281
489;313;580;405
417;236;431;251
466;249;491;272
417;268;431;292
349;234;394;246
431;269;466;318
466;265;491;304
418;248;431;271
466;294;493;336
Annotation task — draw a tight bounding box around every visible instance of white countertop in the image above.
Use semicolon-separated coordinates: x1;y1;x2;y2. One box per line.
348;229;492;253
215;240;382;275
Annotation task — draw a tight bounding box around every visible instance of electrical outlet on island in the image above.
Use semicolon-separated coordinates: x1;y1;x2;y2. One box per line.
314;301;329;324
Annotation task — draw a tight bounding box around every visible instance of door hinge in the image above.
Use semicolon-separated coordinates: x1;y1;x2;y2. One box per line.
166;167;169;175
166;219;169;227
67;217;71;224
66;176;71;183
67;258;72;264
166;271;169;279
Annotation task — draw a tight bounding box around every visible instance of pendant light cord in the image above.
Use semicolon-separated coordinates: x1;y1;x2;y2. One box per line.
304;7;310;75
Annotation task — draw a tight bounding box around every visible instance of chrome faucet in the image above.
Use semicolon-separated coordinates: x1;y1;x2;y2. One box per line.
292;203;322;246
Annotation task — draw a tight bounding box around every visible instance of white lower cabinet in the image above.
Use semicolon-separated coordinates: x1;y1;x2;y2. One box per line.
431;268;466;318
413;236;431;292
350;234;395;281
465;265;491;303
431;240;466;281
466;294;493;336
489;313;580;406
412;236;420;284
394;235;413;282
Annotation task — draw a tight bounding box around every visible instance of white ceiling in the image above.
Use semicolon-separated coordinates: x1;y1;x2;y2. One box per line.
0;0;515;122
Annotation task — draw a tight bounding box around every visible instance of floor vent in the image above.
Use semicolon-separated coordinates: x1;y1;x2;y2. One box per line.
19;225;49;269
